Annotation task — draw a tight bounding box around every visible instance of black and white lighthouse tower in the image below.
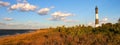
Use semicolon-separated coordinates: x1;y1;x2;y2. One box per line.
95;6;99;27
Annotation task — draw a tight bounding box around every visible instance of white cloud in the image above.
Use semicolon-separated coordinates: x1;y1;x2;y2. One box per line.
51;11;73;17
87;17;109;27
102;17;108;22
49;11;73;21
37;8;50;15
20;3;37;11
0;1;10;7
9;3;24;10
100;17;108;23
48;11;79;23
9;0;37;11
88;22;95;26
48;16;66;21
50;6;55;9
37;6;55;15
3;17;13;21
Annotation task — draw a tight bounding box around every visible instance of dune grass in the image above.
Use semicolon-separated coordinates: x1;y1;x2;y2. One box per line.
0;22;120;45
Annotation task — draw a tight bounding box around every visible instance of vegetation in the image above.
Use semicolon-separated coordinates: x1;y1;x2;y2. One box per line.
0;19;120;45
53;23;120;45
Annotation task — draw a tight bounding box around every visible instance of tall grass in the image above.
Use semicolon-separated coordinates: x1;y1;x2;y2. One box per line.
0;22;120;45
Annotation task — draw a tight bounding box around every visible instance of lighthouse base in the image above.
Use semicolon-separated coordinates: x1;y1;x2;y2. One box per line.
95;24;99;27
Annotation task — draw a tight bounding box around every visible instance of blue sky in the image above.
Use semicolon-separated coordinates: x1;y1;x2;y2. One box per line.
0;0;120;29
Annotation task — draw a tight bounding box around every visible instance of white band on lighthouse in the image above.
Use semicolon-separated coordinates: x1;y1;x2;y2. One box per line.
96;14;98;19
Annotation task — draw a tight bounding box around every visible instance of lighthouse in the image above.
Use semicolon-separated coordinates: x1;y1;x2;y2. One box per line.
95;6;99;27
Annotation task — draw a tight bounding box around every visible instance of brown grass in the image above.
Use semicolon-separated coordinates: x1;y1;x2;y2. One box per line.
0;27;120;45
0;29;51;45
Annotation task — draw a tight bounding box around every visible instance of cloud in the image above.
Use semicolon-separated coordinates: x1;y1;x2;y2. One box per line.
51;11;73;17
102;17;108;22
48;11;73;21
0;1;10;7
3;17;13;21
88;22;95;26
48;16;65;21
20;3;37;11
37;6;55;15
9;3;24;10
9;0;37;12
87;17;109;26
100;17;108;23
50;6;55;9
0;22;5;25
37;8;51;15
0;22;47;29
48;11;79;23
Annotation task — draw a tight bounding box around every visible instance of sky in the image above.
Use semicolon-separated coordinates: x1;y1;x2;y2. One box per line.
0;0;120;29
